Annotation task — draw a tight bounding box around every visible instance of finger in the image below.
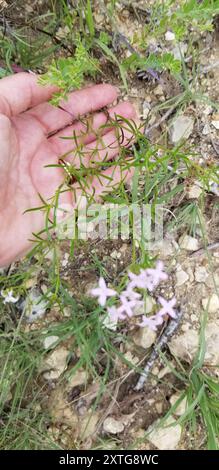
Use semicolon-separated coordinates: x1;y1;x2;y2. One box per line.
71;163;134;207
48;101;137;154
0;72;58;116
25;83;118;134
64;116;140;169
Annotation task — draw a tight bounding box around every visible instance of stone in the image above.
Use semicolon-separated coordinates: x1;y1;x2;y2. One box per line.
179;234;199;251
165;31;175;41
142;100;151;119
202;294;219;313
211;120;219;130
170;115;194;144
43;335;59;350
170;392;187;416
169;321;219;365
67;368;87;388
172;43;187;60
41;347;69;380
22;289;48;322
202;123;211;135
176;267;189;286
154;84;164;96
147;416;182;450
194;266;208;283
187;183;202;199
133;326;157;349
103;417;124;434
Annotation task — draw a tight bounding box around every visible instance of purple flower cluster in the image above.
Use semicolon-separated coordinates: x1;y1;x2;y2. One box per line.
91;261;176;331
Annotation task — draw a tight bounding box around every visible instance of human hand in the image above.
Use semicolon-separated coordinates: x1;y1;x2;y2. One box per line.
0;73;138;267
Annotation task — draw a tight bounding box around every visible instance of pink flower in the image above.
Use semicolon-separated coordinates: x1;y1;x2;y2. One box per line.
118;296;136;318
146;261;168;290
128;269;154;291
91;277;116;307
122;287;141;301
107;306;125;322
157;296;177;319
139;315;160;331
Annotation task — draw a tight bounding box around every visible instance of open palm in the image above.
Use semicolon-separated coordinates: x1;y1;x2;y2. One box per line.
0;73;137;267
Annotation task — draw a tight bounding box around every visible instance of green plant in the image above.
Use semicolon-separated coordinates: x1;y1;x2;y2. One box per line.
122;52;181;76
39;41;99;105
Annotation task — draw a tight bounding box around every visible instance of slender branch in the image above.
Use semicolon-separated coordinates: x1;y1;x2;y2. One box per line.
134;309;183;391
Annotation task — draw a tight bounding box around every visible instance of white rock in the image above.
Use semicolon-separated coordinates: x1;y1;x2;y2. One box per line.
133;326;157;349
172;43;187;60
202;294;219;313
179;234;199;251
170;115;194;144
103;417;124;434
150;239;176;257
111;250;118;259
142;100;151;119
170;392;187;416
41;347;69;380
165;31;175;41
154;84;164;96
194;266;208;283
22;289;48;322
123;351;139;366
68;368;87;388
187;183;202;199
147;416;182;450
202;123;211;135
176;268;189;286
211;120;219;130
169;321;219;365
43;336;59;350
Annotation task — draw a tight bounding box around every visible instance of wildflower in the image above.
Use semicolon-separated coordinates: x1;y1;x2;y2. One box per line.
139;315;161;331
122;287;141;301
157;296;177;319
91;277;116;307
165;31;175;41
1;289;19;304
118;296;136;318
146;261;168;290
107;305;125;322
128;269;154;291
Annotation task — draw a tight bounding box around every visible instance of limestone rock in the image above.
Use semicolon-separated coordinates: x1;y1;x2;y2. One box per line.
41;347;69;380
170;115;194;144
147;416;182;450
103;417;124;435
170;392;187;416
202;294;219;313
133;326;156;349
169;321;219;365
179;234;199;251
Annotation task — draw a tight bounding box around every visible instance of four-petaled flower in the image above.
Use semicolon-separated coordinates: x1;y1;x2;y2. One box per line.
146;261;168;290
157;296;177;319
107;306;125;322
1;289;19;304
128;269;154;291
139;315;160;331
91;277;116;307
118;296;136;317
122;287;141;301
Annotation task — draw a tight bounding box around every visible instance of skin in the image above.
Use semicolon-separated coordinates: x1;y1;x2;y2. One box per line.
0;73;138;267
